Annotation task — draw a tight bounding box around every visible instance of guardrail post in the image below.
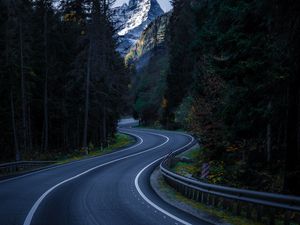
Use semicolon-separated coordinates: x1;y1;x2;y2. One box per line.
196;190;200;202
206;193;210;205
256;205;262;222
227;200;233;212
246;203;252;219
284;211;290;225
192;189;195;200
235;201;241;216
213;196;219;208
201;192;204;203
208;194;213;206
204;193;209;205
222;199;227;210
176;181;179;191
268;208;275;225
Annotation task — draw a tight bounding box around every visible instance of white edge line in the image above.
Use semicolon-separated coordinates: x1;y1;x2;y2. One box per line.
23;130;169;225
0;131;141;185
134;133;195;225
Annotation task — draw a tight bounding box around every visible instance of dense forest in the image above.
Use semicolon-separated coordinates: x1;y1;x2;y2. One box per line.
0;0;129;162
132;0;300;194
0;0;299;195
167;0;300;195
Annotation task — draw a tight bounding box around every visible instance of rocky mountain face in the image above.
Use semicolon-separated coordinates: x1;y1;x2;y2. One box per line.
129;13;171;125
125;12;171;70
113;0;164;55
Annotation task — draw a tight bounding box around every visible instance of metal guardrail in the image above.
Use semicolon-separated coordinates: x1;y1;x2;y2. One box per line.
160;140;300;225
0;161;56;176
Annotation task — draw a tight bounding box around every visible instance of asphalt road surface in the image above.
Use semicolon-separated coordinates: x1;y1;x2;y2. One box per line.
0;122;209;225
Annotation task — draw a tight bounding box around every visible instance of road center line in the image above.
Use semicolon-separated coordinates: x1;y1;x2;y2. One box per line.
23;130;169;225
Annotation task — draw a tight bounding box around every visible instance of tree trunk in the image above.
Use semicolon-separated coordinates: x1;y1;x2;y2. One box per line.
10;90;20;161
6;5;20;161
77;116;80;148
62;99;67;151
283;7;300;194
28;103;32;152
285;80;299;193
267;123;272;163
43;8;49;152
102;103;107;144
83;42;92;150
267;101;272;163
284;77;300;194
19;20;27;153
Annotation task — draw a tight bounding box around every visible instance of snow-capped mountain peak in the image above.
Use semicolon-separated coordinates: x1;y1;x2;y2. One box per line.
113;0;164;55
118;0;151;36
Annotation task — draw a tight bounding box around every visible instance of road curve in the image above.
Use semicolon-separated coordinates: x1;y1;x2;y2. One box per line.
0;126;209;225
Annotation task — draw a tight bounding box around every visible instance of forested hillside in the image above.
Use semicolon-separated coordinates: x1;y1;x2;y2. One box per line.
128;12;170;124
132;0;300;194
164;0;300;194
0;0;129;162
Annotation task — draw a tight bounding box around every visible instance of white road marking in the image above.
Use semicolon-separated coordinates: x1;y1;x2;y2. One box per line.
134;132;195;225
0;131;143;185
23;130;169;225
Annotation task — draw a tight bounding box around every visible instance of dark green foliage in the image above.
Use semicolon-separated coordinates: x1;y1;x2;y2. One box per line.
163;0;300;194
132;48;168;124
162;0;196;127
0;0;129;162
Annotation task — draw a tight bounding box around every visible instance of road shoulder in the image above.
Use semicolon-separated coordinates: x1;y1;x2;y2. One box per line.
150;167;231;225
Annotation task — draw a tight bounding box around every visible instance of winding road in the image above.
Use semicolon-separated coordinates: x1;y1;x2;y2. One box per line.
0;121;208;225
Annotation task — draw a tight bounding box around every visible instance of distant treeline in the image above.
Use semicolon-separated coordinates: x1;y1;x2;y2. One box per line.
0;0;129;162
134;0;300;194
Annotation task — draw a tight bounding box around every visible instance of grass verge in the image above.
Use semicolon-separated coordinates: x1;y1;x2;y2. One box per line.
168;147;299;225
56;133;135;164
0;133;135;179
